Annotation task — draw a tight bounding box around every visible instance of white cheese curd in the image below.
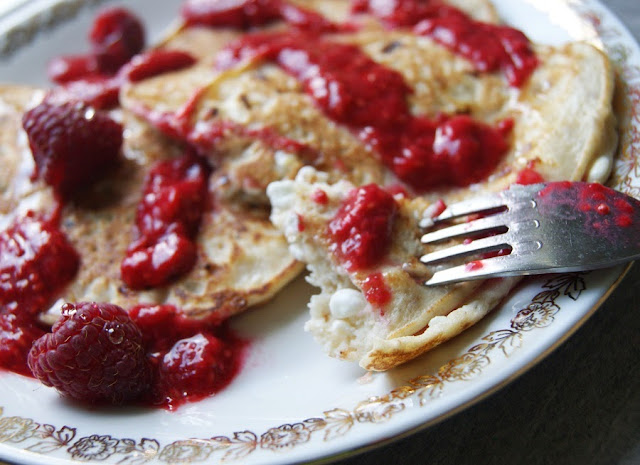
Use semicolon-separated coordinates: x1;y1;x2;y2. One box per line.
283;211;301;238
296;165;328;183
329;288;367;319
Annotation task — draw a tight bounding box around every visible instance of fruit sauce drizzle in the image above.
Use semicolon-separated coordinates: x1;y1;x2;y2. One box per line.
120;152;210;290
0;0;541;408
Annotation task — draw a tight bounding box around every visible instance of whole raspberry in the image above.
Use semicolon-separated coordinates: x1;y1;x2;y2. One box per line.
22;96;122;199
28;302;151;404
1;212;80;318
89;7;145;73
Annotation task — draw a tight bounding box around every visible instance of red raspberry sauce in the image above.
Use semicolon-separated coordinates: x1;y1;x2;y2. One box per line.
121;153;210;289
218;32;512;191
311;189;329;205
46;11;197;109
130;305;248;410
328;184;398;271
353;0;538;87
47;54;100;84
0;212;79;375
538;182;640;237
362;272;392;311
121;49;197;82
181;0;341;33
515;167;545;186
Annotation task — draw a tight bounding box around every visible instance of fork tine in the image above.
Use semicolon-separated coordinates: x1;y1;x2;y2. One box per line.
420;193;507;227
421;213;509;244
424;255;519;285
420;233;512;265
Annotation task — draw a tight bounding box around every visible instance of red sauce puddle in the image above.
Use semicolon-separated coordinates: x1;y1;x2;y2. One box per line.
130;305;248;411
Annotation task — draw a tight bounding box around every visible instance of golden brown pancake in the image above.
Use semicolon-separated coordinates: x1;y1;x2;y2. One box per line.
120;0;504;206
0;88;302;319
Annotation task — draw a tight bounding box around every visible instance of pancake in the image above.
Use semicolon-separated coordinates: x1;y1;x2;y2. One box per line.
263;40;616;370
1;0;617;370
0;88;302;319
120;0;503;206
267;167;517;369
122;22;615;208
120;1;615;369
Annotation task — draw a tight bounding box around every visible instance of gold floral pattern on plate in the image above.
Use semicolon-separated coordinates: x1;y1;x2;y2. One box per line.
0;0;639;463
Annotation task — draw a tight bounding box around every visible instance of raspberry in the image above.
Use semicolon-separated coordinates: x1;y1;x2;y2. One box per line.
22;96;123;198
157;333;233;402
28;302;151;404
89;7;145;73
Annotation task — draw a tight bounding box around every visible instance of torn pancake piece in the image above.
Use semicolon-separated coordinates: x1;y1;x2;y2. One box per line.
267;167;520;371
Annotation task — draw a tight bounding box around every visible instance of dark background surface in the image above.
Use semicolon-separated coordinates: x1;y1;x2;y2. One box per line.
340;1;640;464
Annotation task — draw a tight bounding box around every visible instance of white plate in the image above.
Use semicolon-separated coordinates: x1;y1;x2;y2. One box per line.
0;1;639;464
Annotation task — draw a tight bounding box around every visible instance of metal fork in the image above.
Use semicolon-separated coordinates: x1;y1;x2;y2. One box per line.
419;182;640;286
